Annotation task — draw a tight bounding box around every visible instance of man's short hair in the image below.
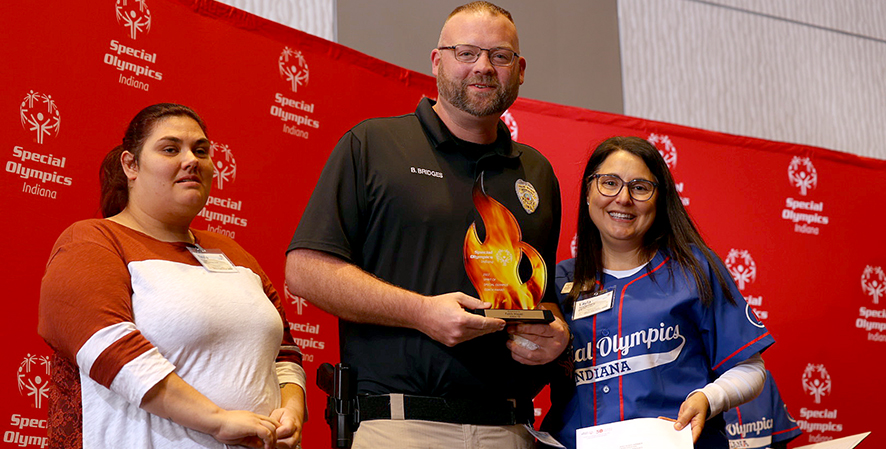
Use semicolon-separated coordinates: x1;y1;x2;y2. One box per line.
447;1;514;24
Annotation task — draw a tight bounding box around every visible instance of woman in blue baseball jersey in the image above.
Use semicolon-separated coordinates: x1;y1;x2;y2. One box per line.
541;136;775;448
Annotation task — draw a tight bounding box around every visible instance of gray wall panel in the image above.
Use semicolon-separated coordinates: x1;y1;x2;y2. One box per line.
336;0;625;115
215;0;336;41
620;0;886;159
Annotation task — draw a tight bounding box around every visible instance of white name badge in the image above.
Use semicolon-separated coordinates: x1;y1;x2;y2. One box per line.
573;288;614;321
187;246;238;273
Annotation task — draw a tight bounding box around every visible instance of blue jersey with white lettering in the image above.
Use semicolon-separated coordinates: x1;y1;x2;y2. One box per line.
724;371;802;448
541;249;775;449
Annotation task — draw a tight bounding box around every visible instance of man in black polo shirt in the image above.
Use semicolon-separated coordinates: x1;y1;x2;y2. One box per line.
286;2;568;447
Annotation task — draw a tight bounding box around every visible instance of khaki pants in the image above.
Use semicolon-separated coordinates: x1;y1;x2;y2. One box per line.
352;419;536;449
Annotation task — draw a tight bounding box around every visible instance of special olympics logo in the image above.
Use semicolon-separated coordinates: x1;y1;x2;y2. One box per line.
18;354;51;409
115;0;152;40
283;282;308;315
210;141;237;190
501;109;518;141
647;133;677;169
20;91;61;144
801;363;831;404
788;156;817;196
861;266;886;304
496;249;514;266
725;249;756;291
279;47;309;92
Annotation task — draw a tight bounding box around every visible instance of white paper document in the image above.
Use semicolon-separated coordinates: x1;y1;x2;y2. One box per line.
793;432;871;449
576;417;692;449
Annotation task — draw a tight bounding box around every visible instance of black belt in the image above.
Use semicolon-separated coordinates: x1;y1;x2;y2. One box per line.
356;394;531;426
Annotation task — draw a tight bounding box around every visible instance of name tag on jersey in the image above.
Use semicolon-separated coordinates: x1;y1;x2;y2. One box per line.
187;246;238;273
573;288;614;320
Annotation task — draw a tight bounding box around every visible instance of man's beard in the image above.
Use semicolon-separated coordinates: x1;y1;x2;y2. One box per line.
436;66;519;117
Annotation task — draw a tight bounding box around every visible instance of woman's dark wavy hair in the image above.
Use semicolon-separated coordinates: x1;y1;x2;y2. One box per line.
567;136;736;308
99;103;207;218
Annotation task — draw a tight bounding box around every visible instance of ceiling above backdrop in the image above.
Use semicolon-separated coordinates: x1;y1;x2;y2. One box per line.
211;0;885;161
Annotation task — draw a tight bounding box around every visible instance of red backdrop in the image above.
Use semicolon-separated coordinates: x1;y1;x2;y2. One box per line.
2;1;884;448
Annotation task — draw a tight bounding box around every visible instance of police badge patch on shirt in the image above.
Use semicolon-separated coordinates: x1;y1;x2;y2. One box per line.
515;179;539;214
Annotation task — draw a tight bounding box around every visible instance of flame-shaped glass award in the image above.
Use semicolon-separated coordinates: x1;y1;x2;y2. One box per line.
463;173;553;323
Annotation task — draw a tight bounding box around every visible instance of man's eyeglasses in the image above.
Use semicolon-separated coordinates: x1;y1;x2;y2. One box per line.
437;44;519;67
588;174;658;202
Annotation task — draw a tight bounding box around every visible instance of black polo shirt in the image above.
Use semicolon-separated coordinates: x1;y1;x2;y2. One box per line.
289;98;561;403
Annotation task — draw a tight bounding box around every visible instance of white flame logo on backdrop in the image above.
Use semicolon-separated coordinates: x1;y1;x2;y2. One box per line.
801;363;831;404
283;283;308;315
861;266;886;304
647;133;677;169
210;141;237;190
501;110;518;141
788;156;817;196
20;91;61;144
18;354;51;409
116;0;152;40
725;249;757;291
279;47;309;92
